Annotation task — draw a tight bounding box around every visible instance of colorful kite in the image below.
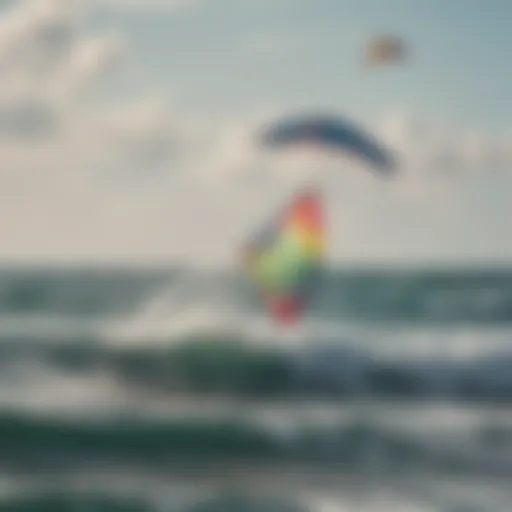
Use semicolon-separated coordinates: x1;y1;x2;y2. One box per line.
242;187;325;325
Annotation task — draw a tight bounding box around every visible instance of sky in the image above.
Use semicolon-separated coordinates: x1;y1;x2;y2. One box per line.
1;0;512;266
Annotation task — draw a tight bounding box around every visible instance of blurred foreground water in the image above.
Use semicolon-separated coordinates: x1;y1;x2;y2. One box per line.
1;265;512;510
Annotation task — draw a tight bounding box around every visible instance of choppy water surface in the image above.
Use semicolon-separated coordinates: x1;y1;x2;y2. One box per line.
0;265;512;510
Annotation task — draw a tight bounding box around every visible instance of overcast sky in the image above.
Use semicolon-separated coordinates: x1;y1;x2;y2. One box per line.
1;0;511;266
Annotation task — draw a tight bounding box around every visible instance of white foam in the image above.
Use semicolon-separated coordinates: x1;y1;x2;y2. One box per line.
101;280;247;347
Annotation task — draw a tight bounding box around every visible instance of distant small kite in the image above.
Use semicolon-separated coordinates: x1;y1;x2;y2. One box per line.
364;35;407;66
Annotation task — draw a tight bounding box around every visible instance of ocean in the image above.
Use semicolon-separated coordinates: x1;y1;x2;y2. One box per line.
1;264;512;511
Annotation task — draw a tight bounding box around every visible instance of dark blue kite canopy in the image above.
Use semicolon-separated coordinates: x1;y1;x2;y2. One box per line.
260;113;396;174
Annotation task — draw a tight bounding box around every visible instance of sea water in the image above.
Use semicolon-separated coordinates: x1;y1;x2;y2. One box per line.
0;265;511;510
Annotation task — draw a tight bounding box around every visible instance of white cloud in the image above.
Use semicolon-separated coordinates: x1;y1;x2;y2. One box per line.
377;112;511;176
0;0;173;168
53;32;126;100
